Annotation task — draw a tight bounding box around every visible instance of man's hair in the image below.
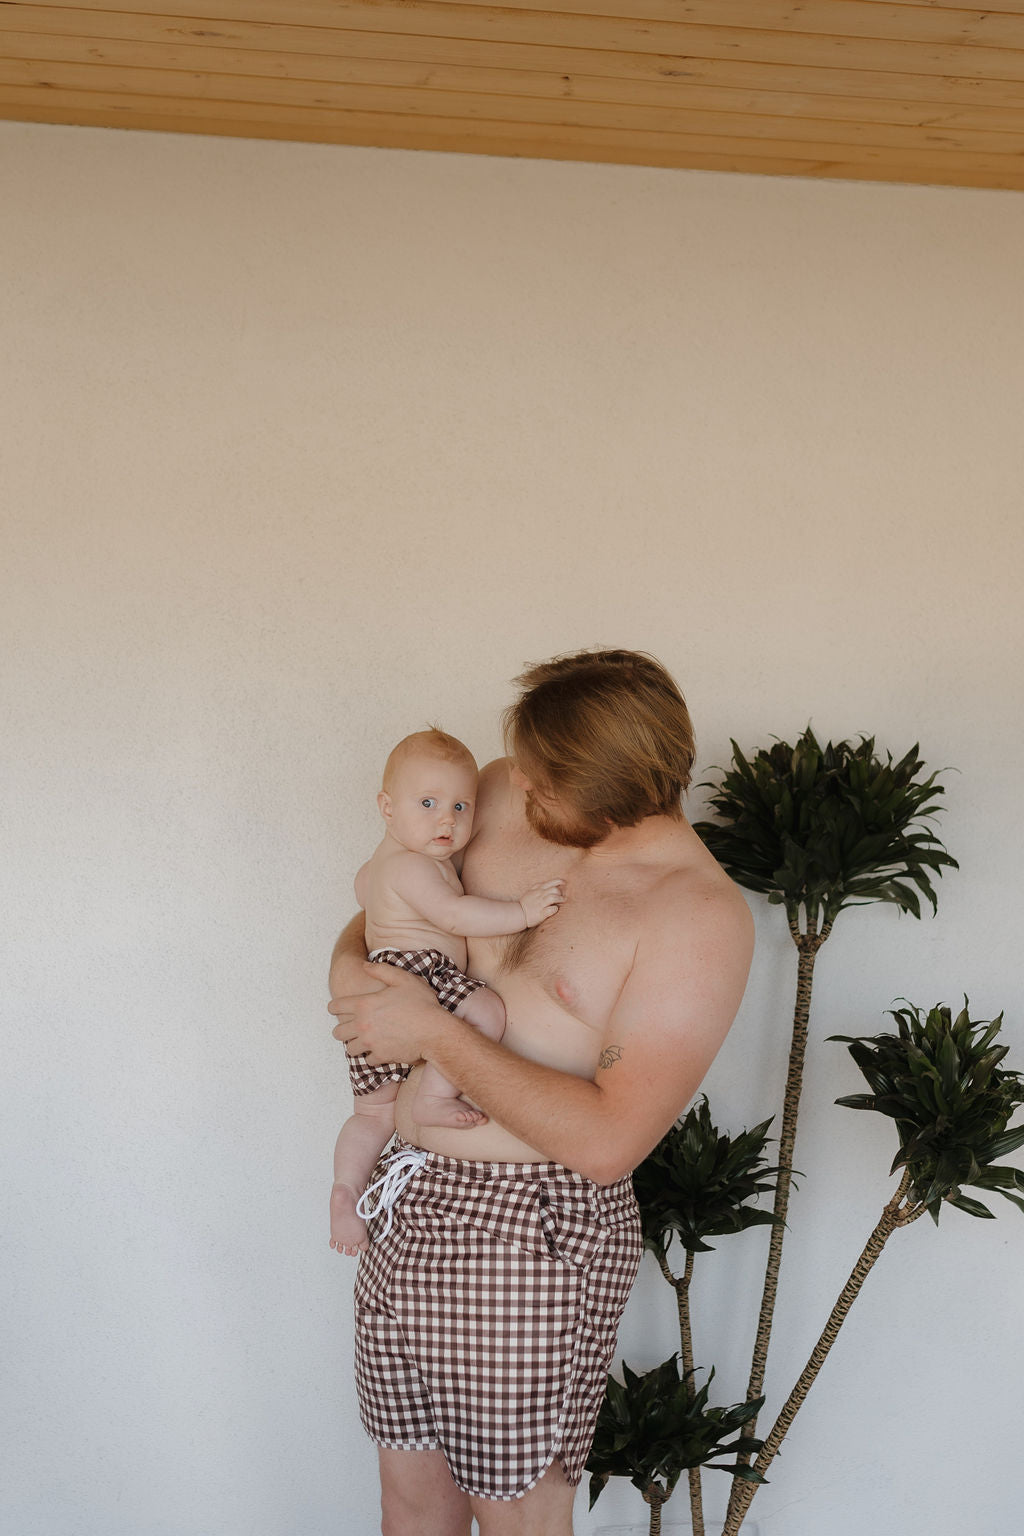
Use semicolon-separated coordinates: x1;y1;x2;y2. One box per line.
382;727;477;793
503;649;694;828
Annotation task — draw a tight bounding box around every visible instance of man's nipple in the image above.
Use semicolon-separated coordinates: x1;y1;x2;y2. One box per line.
554;976;576;1007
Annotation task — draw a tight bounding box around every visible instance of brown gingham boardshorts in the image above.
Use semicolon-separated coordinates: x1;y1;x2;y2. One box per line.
347;949;490;1098
354;1137;643;1501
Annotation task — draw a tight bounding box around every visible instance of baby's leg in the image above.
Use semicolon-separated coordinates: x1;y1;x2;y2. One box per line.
412;987;507;1129
331;1081;399;1255
455;985;506;1043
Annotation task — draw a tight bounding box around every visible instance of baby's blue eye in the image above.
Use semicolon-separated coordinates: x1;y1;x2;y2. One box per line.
421;798;436;809
454;802;468;813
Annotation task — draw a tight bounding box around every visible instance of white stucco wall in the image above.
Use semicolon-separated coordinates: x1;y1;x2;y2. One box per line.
3;119;1022;1536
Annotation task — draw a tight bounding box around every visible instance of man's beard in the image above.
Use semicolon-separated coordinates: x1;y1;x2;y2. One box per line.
524;792;607;849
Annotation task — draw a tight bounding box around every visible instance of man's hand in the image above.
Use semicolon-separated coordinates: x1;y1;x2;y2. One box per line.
329;963;446;1065
518;878;567;928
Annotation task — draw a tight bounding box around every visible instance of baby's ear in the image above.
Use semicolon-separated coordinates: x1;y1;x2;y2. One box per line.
377;791;392;821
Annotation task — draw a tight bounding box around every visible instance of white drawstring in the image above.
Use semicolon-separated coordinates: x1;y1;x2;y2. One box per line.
356;1146;429;1236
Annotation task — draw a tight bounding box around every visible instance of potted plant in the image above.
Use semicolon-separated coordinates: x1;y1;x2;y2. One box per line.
693;728;959;1509
724;998;1024;1532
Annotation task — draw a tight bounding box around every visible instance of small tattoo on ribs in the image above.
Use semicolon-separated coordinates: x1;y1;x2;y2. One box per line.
599;1046;623;1069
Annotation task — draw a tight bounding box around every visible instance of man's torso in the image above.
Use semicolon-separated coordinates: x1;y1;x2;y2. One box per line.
393;761;707;1161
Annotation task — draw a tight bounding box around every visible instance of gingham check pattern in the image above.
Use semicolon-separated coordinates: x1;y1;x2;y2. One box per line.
354;1137;643;1501
347;949;488;1097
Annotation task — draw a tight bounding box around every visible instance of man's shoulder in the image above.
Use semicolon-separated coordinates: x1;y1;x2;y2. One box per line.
645;833;754;948
474;758;515;824
615;853;753;1019
478;756;512;794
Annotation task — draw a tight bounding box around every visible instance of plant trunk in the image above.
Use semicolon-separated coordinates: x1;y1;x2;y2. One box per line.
725;915;829;1525
723;1173;918;1535
679;1251;706;1536
687;1468;706;1536
645;1484;666;1535
656;1246;704;1535
677;1247;697;1386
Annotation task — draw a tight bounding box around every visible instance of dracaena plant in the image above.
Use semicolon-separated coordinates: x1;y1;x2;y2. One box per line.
833;1002;1024;1224
619;1100;782;1534
587;1356;763;1536
692;729;958;1525
723;1001;1024;1533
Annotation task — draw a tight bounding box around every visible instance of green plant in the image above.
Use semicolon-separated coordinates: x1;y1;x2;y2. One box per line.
692;729;957;1525
833;1002;1024;1223
633;1099;781;1263
724;1001;1024;1531
695;732;956;931
587;1356;763;1536
619;1100;782;1533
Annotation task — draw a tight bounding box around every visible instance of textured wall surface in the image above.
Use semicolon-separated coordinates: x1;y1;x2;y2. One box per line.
3;119;1023;1536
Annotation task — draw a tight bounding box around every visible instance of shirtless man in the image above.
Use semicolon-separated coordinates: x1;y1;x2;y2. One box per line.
329;649;754;1536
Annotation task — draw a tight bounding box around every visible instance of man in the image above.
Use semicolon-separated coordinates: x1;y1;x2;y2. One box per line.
329;649;753;1536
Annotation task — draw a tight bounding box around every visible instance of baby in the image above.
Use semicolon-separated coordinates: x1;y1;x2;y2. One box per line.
330;728;566;1255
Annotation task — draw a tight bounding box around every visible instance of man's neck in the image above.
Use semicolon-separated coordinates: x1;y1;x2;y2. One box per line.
565;811;691;865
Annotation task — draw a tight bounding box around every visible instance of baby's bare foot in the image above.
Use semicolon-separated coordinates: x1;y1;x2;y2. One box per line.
330;1183;369;1256
414;1093;489;1129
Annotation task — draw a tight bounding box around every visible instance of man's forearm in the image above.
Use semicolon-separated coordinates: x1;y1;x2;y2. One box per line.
329;913;374;999
416;1013;623;1183
331;964;659;1180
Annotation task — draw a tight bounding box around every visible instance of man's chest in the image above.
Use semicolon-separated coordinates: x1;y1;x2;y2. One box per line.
463;824;642;1032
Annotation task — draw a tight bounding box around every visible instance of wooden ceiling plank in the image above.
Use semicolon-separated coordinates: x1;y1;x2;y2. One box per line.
4;2;1024;190
6;9;1024;111
410;0;1024;46
7;28;1024;136
868;0;1024;14
360;0;1024;52
14;0;1024;49
8;53;1024;155
5;73;1024;174
486;0;1024;34
7;3;1024;85
4;95;1022;186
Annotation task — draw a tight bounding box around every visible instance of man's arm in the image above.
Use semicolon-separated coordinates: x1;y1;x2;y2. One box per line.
329;912;384;1001
331;880;753;1183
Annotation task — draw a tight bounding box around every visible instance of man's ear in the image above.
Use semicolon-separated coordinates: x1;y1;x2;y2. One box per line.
377;791;392;821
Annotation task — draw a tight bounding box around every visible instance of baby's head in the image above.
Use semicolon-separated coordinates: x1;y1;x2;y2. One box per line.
379;728;479;860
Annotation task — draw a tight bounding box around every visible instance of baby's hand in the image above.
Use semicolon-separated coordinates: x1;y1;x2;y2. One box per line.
519;879;567;928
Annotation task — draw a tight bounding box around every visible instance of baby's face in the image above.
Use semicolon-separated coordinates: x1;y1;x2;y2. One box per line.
381;753;478;860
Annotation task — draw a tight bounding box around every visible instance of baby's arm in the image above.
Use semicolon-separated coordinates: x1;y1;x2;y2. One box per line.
391;853;565;937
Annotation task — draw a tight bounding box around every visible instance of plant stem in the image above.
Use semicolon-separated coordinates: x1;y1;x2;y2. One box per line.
723;1172;917;1534
655;1246;705;1535
725;913;830;1524
645;1484;665;1536
680;1250;706;1536
678;1248;697;1388
687;1468;705;1536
